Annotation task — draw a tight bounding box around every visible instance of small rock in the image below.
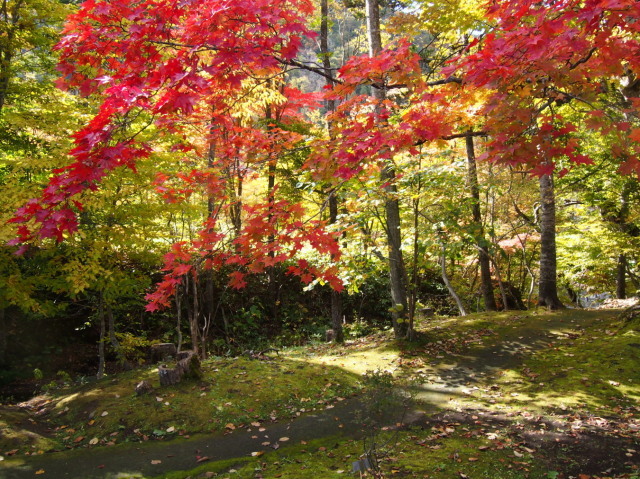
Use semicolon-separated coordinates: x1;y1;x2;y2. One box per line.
135;380;154;396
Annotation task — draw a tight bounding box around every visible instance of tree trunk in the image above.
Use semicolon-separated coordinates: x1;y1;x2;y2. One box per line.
329;193;345;343
617;253;627;299
188;274;200;357
466;135;497;311
366;0;409;338
0;307;7;366
175;283;183;353
537;172;564;309
322;0;344;343
97;293;106;379
107;304;121;353
441;245;467;316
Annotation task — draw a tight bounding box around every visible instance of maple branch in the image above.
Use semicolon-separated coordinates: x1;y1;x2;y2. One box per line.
569;47;597;71
547;86;601;113
281;58;342;85
426;77;463;87
414;129;488;147
513;200;536;228
282;57;462;91
441;130;487;140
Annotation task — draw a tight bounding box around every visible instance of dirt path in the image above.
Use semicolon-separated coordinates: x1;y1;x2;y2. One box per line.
0;311;609;479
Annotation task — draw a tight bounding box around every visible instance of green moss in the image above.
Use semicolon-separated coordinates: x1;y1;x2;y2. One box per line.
5;356;360;453
0;407;59;452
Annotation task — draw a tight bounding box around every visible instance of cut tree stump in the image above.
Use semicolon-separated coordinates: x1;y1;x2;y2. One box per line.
158;350;202;387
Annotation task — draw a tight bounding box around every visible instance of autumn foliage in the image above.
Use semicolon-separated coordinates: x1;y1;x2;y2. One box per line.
9;0;640;310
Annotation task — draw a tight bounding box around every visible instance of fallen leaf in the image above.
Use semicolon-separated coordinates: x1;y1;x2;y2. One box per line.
73;436;85;443
100;411;108;417
166;426;175;433
468;457;479;462
225;423;236;430
196;456;209;463
35;470;45;475
251;451;264;457
89;438;99;445
279;437;290;442
151;459;162;465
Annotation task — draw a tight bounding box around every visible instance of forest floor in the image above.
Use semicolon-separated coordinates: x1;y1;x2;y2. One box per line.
0;306;639;478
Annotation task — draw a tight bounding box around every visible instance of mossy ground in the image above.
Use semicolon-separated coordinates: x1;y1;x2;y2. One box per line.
153;309;640;479
1;308;639;479
0;356;360;456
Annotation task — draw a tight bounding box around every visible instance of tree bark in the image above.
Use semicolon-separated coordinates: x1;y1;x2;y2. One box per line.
466;135;497;311
175;283;183;353
329;193;345;342
97;292;106;379
322;0;344;343
187;274;200;357
366;0;409;338
0;307;7;366
617;253;627;299
441;245;467;316
537;172;564;309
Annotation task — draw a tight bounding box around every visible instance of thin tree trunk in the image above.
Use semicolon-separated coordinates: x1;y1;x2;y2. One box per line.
0;307;7;366
322;0;344;343
617;253;627;299
466;134;497;311
188;274;200;357
107;305;119;348
366;0;409;338
441;245;467;316
265;99;281;323
203;130;216;353
488;252;510;310
97;292;106;379
537;172;564;309
329;193;345;342
176;283;183;353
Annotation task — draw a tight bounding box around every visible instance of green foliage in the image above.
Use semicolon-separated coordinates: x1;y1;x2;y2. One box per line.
115;332;152;365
